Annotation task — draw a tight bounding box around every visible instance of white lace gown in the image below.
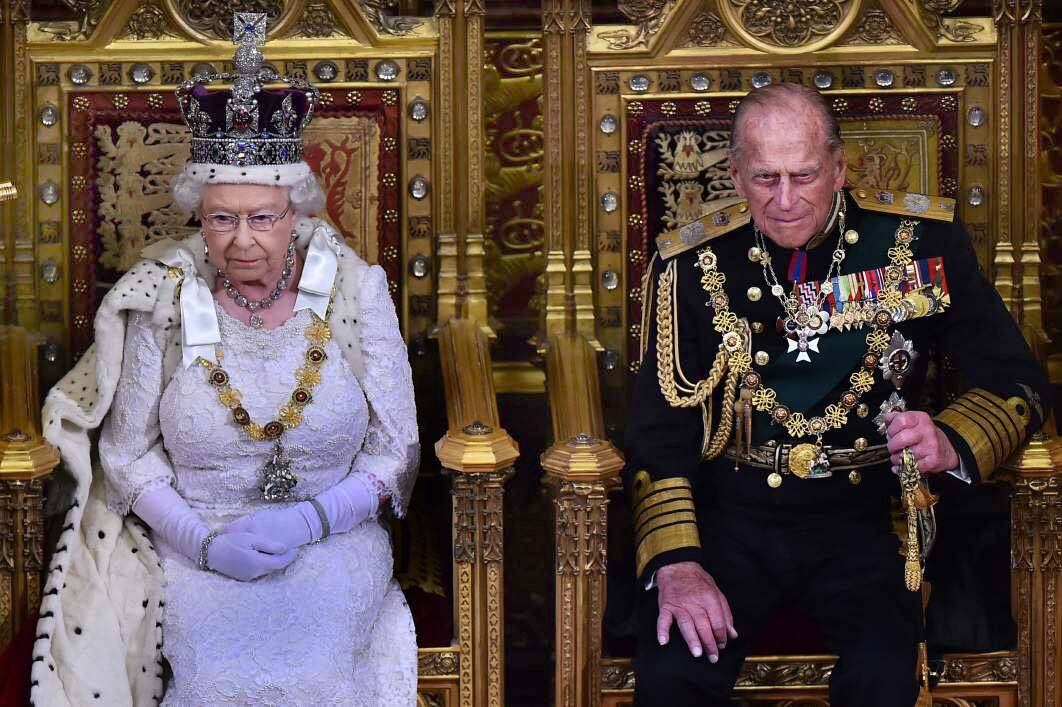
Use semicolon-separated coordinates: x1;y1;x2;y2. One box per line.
99;304;415;705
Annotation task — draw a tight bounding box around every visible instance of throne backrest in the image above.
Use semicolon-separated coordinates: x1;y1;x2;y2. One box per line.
63;87;406;357
13;0;455;666
591;66;994;417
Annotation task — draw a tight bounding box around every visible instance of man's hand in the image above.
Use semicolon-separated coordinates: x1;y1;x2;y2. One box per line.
885;411;959;474
656;561;738;662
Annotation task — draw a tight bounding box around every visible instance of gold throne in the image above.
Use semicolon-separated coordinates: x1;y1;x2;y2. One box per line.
533;1;1062;706
0;2;516;706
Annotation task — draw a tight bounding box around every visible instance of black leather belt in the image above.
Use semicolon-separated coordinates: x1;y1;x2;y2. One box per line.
724;442;890;482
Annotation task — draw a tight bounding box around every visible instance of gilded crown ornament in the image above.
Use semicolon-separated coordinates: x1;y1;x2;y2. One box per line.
175;12;321;169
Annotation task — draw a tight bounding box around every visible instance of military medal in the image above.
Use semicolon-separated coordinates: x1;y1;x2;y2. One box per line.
753;194;849;363
880;330;918;389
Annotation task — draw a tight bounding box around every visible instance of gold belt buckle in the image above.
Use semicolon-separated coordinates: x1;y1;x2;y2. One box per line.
788;443;832;479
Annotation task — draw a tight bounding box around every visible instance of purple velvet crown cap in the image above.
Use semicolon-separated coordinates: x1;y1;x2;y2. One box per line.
184;83;314;140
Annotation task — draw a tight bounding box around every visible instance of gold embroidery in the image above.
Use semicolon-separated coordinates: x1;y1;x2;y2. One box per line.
850;188;956;222
636;510;698;541
635;524;702;578
935;388;1030;475
655;200;751;260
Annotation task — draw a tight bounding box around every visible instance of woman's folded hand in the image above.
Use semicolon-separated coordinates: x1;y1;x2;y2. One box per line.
224;504;316;551
207;531;298;581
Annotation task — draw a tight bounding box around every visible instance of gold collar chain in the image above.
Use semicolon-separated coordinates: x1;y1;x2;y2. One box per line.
696;218;920;445
196;294;335;501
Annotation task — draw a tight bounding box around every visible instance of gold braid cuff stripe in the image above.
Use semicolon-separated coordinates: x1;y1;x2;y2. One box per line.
636;524;701;578
632;471;701;576
935;388;1031;475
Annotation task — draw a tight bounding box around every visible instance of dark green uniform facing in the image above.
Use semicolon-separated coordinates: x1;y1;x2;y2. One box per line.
625;187;1049;706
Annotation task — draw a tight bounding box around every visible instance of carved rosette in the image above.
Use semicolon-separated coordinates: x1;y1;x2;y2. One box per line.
296;1;342;38
682;10;735;47
839;8;903;45
120;2;180;40
417;650;461;676
717;0;863;54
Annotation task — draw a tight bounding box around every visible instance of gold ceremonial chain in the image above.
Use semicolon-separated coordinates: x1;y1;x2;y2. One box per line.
753;197;848;362
655;218;921;473
198;296;335;500
720;220;919;440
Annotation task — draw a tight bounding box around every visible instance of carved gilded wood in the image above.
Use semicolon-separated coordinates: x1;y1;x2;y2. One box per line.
536;1;1060;706
0;4;507;706
1043;23;1062;387
600;653;1020;706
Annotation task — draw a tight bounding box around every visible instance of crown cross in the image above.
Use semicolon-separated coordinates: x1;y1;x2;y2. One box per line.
233;12;267;45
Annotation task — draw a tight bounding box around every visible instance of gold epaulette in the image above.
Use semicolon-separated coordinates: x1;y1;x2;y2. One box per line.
849;188;956;222
656;200;751;260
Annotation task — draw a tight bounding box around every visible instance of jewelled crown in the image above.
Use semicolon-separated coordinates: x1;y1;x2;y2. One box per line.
175;13;321;169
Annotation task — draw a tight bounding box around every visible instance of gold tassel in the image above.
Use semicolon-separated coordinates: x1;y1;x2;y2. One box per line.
901;449;922;592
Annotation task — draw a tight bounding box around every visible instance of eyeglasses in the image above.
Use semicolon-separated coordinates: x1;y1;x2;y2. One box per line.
202;203;291;232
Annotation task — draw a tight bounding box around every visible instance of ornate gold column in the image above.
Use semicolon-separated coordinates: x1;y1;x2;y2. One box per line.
0;326;59;645
435;0;491;332
541;0;598;347
1004;433;1062;707
994;0;1044;327
435;318;519;707
541;334;624;707
435;0;460;323
0;0;29;325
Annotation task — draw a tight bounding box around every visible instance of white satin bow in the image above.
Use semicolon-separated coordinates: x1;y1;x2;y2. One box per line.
293;223;339;319
151;224;338;369
155;246;221;369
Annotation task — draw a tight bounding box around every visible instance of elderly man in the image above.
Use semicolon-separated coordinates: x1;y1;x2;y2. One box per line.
625;82;1049;706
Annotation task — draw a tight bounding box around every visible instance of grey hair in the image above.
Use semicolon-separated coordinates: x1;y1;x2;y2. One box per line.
171;170;326;216
729;82;844;162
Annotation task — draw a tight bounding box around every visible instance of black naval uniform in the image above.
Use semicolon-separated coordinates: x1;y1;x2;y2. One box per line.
625;188;1050;707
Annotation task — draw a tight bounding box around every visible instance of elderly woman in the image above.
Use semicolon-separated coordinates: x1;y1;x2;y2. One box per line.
31;19;418;706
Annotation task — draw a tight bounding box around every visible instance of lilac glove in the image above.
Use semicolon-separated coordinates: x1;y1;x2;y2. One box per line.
225;474;380;550
133;485;296;581
205;532;298;581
